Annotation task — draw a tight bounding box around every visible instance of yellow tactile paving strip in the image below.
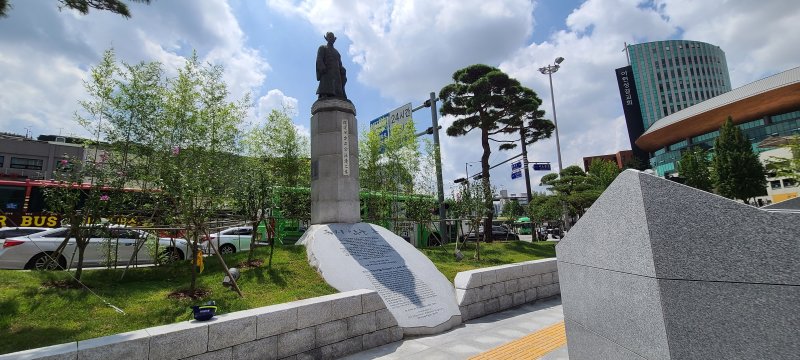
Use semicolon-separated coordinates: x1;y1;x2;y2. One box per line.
469;321;566;360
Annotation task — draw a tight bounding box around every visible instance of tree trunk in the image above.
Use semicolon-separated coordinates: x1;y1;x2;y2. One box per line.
189;226;198;292
75;243;86;281
481;128;493;244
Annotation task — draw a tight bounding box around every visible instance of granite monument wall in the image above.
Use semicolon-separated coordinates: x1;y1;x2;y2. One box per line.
454;258;561;321
1;289;401;360
557;170;800;359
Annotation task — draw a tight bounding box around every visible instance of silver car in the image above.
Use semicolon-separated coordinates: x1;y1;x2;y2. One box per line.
203;226;256;255
0;226;191;270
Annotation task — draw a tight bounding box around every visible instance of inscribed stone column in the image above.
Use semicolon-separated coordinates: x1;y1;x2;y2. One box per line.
310;99;360;224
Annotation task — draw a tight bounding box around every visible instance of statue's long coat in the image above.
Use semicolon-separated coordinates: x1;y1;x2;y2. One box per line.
316;45;347;98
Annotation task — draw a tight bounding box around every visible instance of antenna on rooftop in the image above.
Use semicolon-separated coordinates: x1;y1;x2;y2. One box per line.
622;42;630;65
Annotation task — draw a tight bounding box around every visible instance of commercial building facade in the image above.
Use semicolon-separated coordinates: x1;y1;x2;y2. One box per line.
0;133;84;181
636;66;800;177
582;150;634;172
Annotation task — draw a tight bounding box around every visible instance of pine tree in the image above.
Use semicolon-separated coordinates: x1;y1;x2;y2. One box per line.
678;146;713;192
439;64;551;242
712;117;767;203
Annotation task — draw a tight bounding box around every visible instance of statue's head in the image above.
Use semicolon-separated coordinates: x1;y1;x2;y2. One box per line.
324;32;337;43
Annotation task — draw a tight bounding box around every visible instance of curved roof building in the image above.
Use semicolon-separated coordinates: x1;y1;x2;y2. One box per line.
635;66;800;175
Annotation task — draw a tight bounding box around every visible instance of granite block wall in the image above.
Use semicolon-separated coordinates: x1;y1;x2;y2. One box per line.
454;258;560;321
1;289;401;360
557;170;800;360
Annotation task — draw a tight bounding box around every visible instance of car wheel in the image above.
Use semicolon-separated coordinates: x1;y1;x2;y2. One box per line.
25;252;66;271
162;248;184;263
219;244;236;255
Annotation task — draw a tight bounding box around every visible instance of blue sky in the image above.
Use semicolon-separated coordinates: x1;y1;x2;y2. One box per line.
1;0;798;196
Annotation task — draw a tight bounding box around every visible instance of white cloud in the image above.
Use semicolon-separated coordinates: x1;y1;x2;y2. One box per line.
656;0;800;85
267;0;534;101
0;0;269;137
257;89;300;119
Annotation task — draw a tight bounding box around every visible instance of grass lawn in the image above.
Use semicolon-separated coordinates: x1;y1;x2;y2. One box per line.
0;246;336;355
421;241;558;282
0;240;556;355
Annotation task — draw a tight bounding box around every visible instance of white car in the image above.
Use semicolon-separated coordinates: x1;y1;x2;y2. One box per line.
203;226;256;255
0;226;191;270
0;227;50;239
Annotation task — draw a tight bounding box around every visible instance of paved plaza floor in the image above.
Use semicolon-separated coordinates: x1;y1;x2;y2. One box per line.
343;296;568;360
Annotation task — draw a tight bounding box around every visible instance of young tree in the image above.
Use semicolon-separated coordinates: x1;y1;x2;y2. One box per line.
501;199;524;219
450;179;493;260
712;117;767;203
678;146;713;192
440;64;550;242
155;53;248;293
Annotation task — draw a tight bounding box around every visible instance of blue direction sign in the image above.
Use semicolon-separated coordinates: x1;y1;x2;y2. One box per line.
511;170;522;180
532;163;551;171
511;160;522;170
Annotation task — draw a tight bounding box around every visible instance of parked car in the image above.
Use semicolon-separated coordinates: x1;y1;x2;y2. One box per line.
0;226;191;270
462;225;520;241
0;227;50;239
203;226;255;255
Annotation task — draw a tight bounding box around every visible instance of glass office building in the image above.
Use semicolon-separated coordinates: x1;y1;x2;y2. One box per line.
628;40;732;129
636;67;800;176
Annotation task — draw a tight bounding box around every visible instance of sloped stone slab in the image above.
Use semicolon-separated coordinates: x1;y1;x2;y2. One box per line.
298;223;461;335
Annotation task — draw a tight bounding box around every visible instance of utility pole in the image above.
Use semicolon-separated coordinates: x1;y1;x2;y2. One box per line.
519;124;533;203
429;92;447;243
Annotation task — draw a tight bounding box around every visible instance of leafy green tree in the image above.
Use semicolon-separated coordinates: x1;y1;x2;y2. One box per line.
678;146;713;192
527;192;561;223
766;135;800;182
42;155;116;281
1;0;151;18
450;179;493;260
712;117;767;203
500;199;524;219
154;53;248;293
586;159;621;190
440;64;550;242
255;108;310;188
540;165;601;221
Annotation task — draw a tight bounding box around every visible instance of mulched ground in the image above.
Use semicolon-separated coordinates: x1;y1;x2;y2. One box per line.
236;259;264;269
40;280;85;290
167;288;211;300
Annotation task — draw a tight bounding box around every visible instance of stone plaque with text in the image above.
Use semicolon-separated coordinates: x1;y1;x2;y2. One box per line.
297;223;462;335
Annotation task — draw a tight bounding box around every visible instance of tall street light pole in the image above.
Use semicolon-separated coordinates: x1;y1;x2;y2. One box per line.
539;56;569;230
539;57;565;174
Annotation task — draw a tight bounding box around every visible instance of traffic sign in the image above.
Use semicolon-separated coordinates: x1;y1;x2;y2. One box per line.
511;170;522;179
511;160;522;170
532;163;551;171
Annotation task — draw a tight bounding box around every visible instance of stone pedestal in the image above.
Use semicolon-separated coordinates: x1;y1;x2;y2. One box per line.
310;99;360;224
297;223;462;335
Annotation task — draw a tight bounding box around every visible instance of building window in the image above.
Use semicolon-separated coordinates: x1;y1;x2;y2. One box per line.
770;180;782;190
0;155;4;167
784;179;797;188
10;157;44;170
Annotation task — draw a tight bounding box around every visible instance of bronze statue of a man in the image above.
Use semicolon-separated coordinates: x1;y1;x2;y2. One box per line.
316;32;347;100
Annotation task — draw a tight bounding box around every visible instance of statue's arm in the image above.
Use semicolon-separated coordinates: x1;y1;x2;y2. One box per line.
316;46;326;81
